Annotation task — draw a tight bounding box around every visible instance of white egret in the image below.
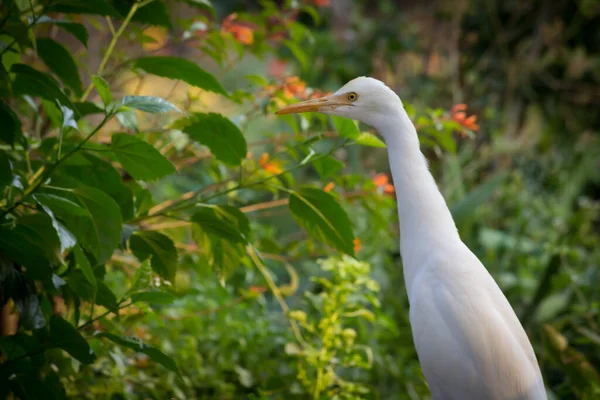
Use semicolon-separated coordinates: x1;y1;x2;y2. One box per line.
276;77;546;400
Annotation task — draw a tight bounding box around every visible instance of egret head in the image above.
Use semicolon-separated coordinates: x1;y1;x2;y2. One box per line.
276;76;402;128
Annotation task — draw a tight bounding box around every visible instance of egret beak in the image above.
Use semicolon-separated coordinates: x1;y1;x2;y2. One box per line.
275;94;351;115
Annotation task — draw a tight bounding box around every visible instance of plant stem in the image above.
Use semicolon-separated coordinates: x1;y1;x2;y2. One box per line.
80;0;155;102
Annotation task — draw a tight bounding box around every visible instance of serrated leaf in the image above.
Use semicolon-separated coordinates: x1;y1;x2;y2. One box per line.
183;113;247;166
121;96;179;114
128;258;153;293
37;38;83;97
355;132;386;148
111;133;176;181
130;290;176;305
11;64;78;117
134;56;227;96
0;101;22;146
331;115;360;139
289;188;355;255
98;333;179;374
191;205;249;243
50;315;95;364
129;231;177;282
92;75;112;107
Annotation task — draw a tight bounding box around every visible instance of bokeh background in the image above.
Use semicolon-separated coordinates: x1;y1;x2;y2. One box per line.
2;0;600;399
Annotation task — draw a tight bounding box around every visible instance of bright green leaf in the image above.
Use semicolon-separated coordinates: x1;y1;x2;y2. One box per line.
128;258;153;293
129;231;177;282
313;155;344;180
183;113;247;166
191;205;249;243
111;133;176;181
331;115;360;139
289;187;355;255
355;132;386;148
130;290;176;305
134;56;227;96
91;75;112;107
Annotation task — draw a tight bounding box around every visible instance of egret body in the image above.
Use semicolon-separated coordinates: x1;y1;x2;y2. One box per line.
276;77;546;400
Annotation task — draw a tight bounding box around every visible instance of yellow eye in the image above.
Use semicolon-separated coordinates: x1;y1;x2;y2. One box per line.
347;92;358;102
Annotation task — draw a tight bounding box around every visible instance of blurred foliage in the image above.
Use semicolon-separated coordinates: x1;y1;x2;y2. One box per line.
0;0;599;400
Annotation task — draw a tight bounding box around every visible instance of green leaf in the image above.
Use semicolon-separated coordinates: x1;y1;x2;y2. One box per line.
15;372;58;400
283;39;308;71
11;64;78;118
0;101;22;146
113;0;172;27
98;333;179;374
0;214;62;280
424;128;456;153
116;108;138;131
73;245;96;296
96;280;118;313
50;315;96;364
182;0;214;14
134;56;227;96
183;113;247;166
355;132;386;148
331;116;360;139
313;155;344;180
129;231;177;282
450;174;506;225
74;101;104;117
36;38;82;97
48;0;119;16
0;151;11;190
34;194;77;253
191;205;249;243
59;103;78;131
92;75;112;107
130;290;176;305
128;258;153;293
289;188;355;255
111;133;176;181
121;96;180;114
37;17;89;47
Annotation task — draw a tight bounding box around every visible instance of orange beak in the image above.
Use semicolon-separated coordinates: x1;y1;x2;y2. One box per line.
275;93;351;115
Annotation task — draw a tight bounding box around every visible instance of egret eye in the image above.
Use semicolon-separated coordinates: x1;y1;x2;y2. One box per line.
347;92;358;102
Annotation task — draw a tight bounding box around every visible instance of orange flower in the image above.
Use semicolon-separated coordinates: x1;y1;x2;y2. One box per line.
373;173;395;195
450;104;479;132
259;153;283;174
312;0;330;6
324;182;335;192
222;13;254;45
353;238;362;253
249;285;267;294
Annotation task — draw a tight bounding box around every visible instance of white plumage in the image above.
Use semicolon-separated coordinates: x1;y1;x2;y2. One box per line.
276;77;547;399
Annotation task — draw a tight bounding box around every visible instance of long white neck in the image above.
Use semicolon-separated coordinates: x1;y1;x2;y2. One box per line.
374;106;461;293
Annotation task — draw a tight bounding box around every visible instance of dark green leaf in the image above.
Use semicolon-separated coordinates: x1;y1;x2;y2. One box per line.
0;214;62;280
48;0;119;16
313;155;344;180
11;64;78;118
134;56;227;96
0;101;22;146
98;333;179;374
121;96;180;113
129;231;177;282
96;280;118;313
183;113;247;166
451;174;506;225
49;315;95;364
0;151;12;190
289;188;355;255
73;245;96;296
37;38;83;96
331;116;359;139
67;270;95;301
112;0;172;27
34;194;77;253
15;372;58;400
130;290;176;305
111;133;176;181
74;101;104;117
92;75;112;107
16;294;46;330
191;205;249;243
38;17;89;47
